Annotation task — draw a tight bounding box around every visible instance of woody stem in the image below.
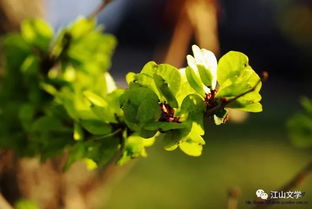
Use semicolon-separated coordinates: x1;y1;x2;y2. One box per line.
206;71;268;118
88;0;114;19
252;160;312;209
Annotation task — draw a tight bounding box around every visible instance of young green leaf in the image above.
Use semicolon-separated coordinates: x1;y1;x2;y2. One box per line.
118;135;155;165
216;51;263;112
120;85;161;132
21;19;53;52
80;120;112;135
179;123;205;156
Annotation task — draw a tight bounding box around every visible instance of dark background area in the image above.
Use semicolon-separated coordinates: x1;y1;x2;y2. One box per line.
98;0;311;89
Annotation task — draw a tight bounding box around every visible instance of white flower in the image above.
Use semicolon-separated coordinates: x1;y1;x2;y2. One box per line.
186;45;218;90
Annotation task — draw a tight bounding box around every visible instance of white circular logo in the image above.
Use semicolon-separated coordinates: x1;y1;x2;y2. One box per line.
261;193;268;200
256;189;268;200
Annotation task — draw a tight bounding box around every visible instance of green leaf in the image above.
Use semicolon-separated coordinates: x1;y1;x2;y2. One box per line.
153;74;178;108
106;89;125;117
80;120;112;135
288;114;312;147
288;98;312;148
158;122;204;156
226;90;262;112
152;63;181;95
65;135;119;170
175;68;197;104
2;34;32;72
15;199;39;209
21;19;53;52
137;129;158;139
145;122;186;131
90;105;116;123
31;116;68;133
136;98;161;124
216;51;263;112
21;55;40;75
64;142;85;170
104;72;117;93
213;109;228;125
126;72;136;84
18;104;36;131
84;137;119;167
158;129;185;151
301;97;312;115
179;123;205;156
67;17;96;38
180;94;205;124
83;91;107;107
118;135;155;165
179;140;203;156
216;68;261;98
120;86;161;132
67;29;116;73
217;51;249;85
83;158;98;170
73;123;84;141
133;61;181;107
84;90;117;122
185;66;206;96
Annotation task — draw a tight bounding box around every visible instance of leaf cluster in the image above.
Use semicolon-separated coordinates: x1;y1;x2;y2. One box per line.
0;18;263;168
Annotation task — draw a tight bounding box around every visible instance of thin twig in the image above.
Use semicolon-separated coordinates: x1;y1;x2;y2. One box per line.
227;187;241;209
279;160;312;191
252;160;312;209
206;71;268;117
88;0;114;19
0;193;14;209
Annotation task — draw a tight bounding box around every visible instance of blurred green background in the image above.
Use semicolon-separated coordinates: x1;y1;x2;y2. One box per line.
104;92;312;209
1;0;311;208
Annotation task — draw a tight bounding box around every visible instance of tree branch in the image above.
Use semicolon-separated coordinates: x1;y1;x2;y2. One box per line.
88;0;114;19
206;71;268;118
252;160;312;209
0;193;14;209
279;160;312;191
227;187;241;209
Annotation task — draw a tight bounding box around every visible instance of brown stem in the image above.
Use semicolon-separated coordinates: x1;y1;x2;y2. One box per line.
206;71;268;118
252;160;312;209
225;71;268;106
0;193;14;209
279;160;312;191
227;187;241;209
88;0;114;19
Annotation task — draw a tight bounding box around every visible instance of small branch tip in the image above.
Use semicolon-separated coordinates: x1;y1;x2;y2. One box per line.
261;71;269;82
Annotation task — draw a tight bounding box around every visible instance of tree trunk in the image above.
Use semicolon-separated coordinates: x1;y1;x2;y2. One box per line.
0;150;120;209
